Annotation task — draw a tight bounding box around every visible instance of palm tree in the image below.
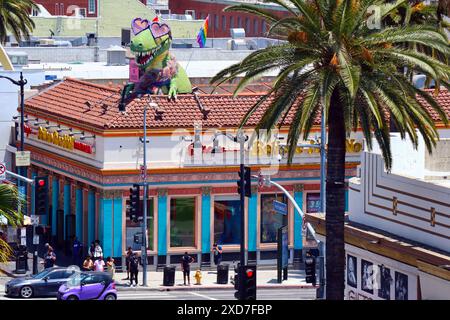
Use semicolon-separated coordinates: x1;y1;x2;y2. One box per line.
0;0;40;44
211;0;450;299
0;184;24;263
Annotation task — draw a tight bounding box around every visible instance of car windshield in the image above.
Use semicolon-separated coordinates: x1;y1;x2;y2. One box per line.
31;269;52;279
66;273;87;287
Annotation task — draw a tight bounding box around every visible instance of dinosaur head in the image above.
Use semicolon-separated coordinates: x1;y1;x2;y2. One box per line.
130;18;172;70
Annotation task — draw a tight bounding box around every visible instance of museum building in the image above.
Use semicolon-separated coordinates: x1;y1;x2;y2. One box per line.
17;77;365;268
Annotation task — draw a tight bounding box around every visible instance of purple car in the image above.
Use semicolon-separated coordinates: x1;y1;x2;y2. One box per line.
57;271;117;300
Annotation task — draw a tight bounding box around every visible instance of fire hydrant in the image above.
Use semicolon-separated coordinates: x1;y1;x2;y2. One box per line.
194;270;202;285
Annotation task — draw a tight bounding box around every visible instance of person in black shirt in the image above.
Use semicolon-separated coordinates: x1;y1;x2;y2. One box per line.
129;253;139;287
181;252;194;286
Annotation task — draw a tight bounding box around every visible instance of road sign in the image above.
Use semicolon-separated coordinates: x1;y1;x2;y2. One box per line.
33;235;39;245
31;216;39;226
0;162;6;181
273;200;288;215
15;151;31;167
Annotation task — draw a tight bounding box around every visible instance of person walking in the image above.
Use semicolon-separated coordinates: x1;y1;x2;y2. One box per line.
124;247;133;280
43;246;56;269
93;240;103;261
72;237;81;266
94;256;105;272
212;243;223;266
82;256;94;271
181;252;194;286
106;257;115;279
129;253;139;287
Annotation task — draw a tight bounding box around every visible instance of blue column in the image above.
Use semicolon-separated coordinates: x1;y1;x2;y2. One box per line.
75;187;83;242
248;194;257;252
51;178;59;237
87;190;95;246
201;194;211;254
294;191;304;250
99;197;113;258
63;183;70;240
345;189;349;212
113;197;123;257
157;194;167;256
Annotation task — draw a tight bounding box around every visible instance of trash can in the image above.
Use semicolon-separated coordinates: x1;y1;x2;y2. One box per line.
217;264;229;284
15;245;28;274
163;266;176;286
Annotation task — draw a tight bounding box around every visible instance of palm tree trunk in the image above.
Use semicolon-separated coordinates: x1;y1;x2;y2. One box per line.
325;90;346;300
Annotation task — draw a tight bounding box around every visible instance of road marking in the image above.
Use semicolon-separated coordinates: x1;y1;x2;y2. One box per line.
187;292;218;300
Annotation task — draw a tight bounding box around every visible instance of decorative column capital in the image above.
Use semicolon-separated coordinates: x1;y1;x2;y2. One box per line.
201;186;212;196
294;184;304;192
100;190;116;199
157;188;168;197
251;185;259;194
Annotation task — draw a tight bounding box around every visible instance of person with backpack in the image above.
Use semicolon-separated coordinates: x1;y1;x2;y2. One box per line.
129;253;139;287
181;252;195;286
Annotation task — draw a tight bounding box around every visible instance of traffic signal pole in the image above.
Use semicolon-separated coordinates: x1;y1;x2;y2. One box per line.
238;131;246;268
142;102;148;287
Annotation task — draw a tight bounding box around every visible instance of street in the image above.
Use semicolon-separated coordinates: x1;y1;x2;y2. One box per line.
0;288;316;300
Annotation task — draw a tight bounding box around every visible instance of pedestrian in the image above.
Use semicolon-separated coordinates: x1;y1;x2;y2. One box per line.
72;236;81;266
106;257;115;278
88;242;95;259
212;243;223;266
124;247;133;280
44;246;56;269
129;253;139;287
82;256;94;271
181;252;194;286
94;256;105;272
93;240;103;261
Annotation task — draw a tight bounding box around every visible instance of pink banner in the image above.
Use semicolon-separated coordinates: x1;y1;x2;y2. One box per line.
129;58;140;83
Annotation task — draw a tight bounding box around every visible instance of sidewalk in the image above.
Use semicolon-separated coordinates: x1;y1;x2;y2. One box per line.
0;259;315;292
114;269;315;292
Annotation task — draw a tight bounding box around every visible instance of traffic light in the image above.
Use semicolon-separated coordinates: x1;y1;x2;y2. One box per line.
128;184;141;223
237;166;252;198
34;177;48;216
235;265;257;300
305;253;317;285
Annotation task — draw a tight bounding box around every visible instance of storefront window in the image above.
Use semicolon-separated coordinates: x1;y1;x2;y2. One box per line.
214;196;241;245
170;197;196;247
125;199;154;251
306;193;321;213
260;194;288;244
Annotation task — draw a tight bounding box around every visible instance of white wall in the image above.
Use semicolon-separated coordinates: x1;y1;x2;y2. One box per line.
0;70;46;169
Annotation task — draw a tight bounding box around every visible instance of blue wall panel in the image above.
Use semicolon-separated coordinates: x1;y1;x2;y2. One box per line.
294;192;304;250
157;195;167;255
63;184;70;240
75;188;83;242
201;195;211;254
100;198;113;258
248;195;257;252
51;179;59;236
87;191;95;246
113;198;123;257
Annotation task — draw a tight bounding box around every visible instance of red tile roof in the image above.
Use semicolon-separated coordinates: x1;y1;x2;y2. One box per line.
24;78;449;131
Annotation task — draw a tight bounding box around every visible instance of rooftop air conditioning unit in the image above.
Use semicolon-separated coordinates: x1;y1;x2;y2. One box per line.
106;46;127;66
230;28;245;39
227;39;247;50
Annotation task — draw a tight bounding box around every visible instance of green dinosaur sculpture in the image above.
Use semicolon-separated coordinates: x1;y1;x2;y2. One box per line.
120;18;192;108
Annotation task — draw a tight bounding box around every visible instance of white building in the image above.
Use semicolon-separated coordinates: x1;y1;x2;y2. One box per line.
308;133;450;300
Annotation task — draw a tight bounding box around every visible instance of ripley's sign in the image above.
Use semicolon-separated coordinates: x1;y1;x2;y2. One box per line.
24;125;95;155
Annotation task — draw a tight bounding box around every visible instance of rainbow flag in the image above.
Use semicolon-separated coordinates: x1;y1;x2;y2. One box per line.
197;15;209;48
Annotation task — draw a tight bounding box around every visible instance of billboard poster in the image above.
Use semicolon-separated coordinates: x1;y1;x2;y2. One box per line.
347;255;357;288
395;271;408;300
361;259;374;294
378;265;392;300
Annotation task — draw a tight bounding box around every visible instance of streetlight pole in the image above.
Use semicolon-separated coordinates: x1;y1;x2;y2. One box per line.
141;100;150;287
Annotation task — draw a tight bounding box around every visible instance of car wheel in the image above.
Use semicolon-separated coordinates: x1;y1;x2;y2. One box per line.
19;286;33;299
67;295;79;301
104;293;116;301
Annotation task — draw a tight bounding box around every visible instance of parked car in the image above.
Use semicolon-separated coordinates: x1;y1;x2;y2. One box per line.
5;267;77;298
57;271;117;300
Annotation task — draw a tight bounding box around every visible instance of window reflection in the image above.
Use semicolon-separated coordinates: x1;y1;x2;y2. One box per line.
214;196;241;245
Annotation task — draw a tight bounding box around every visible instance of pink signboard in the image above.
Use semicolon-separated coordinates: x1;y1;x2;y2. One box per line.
129;58;140;83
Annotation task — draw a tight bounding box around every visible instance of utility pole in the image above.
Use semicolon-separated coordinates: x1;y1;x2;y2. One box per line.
141;100;149;287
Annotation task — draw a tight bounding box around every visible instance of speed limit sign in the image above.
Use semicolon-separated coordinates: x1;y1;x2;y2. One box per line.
0;162;6;181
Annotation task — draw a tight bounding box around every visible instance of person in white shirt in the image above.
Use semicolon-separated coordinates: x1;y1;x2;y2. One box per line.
94;256;105;272
94;240;103;261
